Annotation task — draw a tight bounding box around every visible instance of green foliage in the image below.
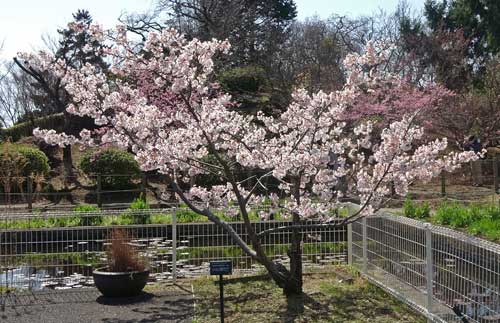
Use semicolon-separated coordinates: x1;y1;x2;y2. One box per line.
79;148;140;189
176;205;207;223
73;204;102;226
468;218;500;241
402;199;500;241
219;65;269;93
0;113;65;142
122;196;151;224
14;145;50;176
0;143;49;177
74;204;100;212
403;198;430;219
129;196;148;210
434;202;473;228
433;202;500;241
425;0;500;58
218;66;273;112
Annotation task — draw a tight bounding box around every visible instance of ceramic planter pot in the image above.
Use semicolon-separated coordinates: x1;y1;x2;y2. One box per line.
93;267;150;297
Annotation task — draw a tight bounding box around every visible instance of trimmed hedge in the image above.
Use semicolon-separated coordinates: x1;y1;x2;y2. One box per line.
0;143;50;176
219;65;269;93
79;148;141;189
0;113;65;142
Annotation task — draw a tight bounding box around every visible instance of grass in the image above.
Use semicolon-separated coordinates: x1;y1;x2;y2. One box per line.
401;198;500;241
192;267;426;323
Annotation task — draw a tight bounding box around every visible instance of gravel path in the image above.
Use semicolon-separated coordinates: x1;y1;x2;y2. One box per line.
1;286;194;323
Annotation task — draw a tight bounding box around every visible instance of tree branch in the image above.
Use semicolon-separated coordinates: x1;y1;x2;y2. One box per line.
169;181;258;258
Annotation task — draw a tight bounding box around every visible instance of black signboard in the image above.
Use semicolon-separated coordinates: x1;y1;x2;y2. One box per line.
210;260;233;323
210;260;233;275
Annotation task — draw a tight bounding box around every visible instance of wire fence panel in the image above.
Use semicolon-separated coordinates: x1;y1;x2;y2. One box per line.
5;205;500;322
0;208;347;309
351;215;500;323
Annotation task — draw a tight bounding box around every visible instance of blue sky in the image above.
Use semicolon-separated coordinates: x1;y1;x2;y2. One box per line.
0;0;426;59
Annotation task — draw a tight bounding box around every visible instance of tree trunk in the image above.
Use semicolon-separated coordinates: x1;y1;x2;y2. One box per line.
62;110;74;178
285;211;303;296
256;216;303;297
62;145;73;177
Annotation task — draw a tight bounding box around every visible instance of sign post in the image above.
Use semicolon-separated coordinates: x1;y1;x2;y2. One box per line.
210;260;233;323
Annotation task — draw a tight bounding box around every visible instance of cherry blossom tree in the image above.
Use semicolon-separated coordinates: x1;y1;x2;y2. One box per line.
339;42;455;129
30;23;477;297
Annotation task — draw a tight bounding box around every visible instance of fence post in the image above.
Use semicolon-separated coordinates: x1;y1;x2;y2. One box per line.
493;156;498;194
425;223;434;321
440;172;446;197
172;207;177;283
347;223;353;265
97;174;102;208
140;173;147;200
362;217;368;273
27;176;33;211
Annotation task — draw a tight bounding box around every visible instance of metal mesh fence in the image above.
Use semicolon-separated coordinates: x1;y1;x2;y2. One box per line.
4;204;500;322
351;215;500;323
0;207;346;308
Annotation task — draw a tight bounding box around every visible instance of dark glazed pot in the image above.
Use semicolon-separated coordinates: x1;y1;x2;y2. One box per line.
93;267;150;297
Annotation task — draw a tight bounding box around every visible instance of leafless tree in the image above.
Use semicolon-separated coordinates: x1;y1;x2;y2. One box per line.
270;17;349;93
0;63;38;128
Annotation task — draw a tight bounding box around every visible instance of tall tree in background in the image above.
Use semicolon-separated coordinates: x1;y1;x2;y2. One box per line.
158;0;297;66
271;17;348;93
423;0;500;82
121;1;297;116
14;10;107;176
397;0;500;145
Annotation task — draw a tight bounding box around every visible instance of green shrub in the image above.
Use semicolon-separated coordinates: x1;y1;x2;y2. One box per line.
468;218;500;241
415;202;431;219
79;148;141;189
403;198;416;218
15;145;50;176
176;206;206;223
74;204;102;226
218;66;273;112
435;203;468;228
219;66;268;93
403;198;430;219
433;202;497;230
0;143;50;176
122;196;151;224
434;203;454;225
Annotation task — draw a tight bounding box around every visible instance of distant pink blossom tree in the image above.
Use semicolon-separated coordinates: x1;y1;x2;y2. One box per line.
340;43;455;128
29;24;476;296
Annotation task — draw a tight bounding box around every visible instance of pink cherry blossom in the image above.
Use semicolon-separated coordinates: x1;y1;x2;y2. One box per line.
28;23;477;223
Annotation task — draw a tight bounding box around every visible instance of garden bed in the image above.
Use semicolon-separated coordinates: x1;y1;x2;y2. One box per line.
399;198;500;242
